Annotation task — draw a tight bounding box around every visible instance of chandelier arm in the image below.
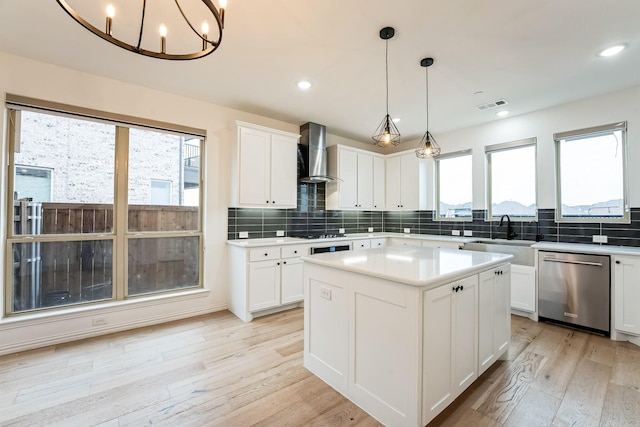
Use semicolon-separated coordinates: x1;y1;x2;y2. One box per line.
174;0;222;46
136;0;147;50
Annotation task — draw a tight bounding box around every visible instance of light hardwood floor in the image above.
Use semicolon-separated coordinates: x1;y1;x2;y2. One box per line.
1;309;639;426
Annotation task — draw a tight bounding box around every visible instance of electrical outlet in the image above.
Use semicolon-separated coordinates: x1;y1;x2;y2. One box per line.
276;230;285;237
238;231;249;239
320;287;332;300
92;317;107;326
339;228;345;234
404;228;410;234
368;227;374;232
452;230;461;236
464;230;473;237
593;235;608;243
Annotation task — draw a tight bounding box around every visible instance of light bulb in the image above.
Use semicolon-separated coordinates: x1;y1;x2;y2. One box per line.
201;22;209;36
384;132;391;144
220;0;227;8
159;24;167;37
106;4;115;18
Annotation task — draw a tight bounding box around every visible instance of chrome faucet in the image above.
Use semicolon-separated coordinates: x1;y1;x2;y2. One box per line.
499;215;517;240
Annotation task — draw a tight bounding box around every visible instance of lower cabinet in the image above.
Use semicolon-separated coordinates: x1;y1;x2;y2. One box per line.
229;244;308;322
423;274;479;425
478;264;511;375
614;255;640;336
352;238;387;250
510;264;536;313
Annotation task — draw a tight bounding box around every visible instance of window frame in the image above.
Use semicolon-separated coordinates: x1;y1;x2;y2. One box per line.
485;137;538;222
554;121;629;223
434;149;473;221
4;94;205;315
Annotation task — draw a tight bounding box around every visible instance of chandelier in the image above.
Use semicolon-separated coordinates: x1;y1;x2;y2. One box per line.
372;27;401;147
56;0;226;61
415;57;441;158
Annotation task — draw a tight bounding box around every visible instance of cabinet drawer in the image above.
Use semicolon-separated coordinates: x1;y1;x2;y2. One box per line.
281;244;309;258
249;247;280;262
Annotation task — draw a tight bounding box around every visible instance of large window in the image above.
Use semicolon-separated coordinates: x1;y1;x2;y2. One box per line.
486;138;537;220
5;95;204;314
555;122;628;222
435;150;472;220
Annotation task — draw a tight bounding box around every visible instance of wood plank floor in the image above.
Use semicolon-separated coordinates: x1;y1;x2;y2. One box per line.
1;309;639;426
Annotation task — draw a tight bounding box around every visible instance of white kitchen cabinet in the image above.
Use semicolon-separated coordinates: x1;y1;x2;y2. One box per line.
478;264;511;375
229;243;308;322
510;264;536;313
327;145;385;210
423;274;478;424
614;256;640;336
386;151;426;211
231;121;299;208
350;238;386;250
373;156;386;210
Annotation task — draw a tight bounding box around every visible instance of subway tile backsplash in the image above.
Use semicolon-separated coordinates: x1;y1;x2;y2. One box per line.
228;184;640;247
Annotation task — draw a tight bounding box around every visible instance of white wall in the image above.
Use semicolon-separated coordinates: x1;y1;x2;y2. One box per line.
0;51;299;355
390;85;640;211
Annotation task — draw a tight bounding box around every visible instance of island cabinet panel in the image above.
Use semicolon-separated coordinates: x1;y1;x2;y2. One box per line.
423;274;479;426
305;275;349;393
478;264;511;375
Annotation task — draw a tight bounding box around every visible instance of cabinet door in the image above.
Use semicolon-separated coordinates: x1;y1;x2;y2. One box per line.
353;239;371;250
511;264;536;312
372;155;386;210
453;275;478;395
385;156;402;210
281;258;304;304
238;127;271;206
614;256;640;335
270;134;298;207
423;284;455;424
389;238;421;247
370;238;386;248
338;148;358;208
478;268;497;374
356;152;374;209
399;153;419;210
249;260;281;311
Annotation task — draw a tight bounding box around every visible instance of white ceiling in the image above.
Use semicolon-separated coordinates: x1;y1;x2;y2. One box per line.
1;0;639;145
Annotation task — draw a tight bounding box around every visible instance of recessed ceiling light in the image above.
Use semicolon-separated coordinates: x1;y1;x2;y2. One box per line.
297;81;312;90
496;110;510;117
392;117;401;123
598;44;627;57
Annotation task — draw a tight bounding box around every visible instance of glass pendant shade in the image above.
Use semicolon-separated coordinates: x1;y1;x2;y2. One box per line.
372;27;401;147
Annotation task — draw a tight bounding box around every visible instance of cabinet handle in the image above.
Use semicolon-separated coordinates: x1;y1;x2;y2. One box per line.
460;285;464;291
283;261;287;264
272;201;275;204
277;262;280;265
294;250;297;254
616;260;621;264
374;205;377;208
264;253;268;256
266;201;270;203
452;286;456;292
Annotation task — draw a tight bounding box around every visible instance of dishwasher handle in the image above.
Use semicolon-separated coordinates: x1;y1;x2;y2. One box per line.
542;256;603;267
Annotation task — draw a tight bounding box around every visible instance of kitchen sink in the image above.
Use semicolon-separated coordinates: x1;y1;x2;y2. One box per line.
462;240;535;266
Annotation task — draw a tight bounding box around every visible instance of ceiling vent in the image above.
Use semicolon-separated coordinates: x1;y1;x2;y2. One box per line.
476;99;509;111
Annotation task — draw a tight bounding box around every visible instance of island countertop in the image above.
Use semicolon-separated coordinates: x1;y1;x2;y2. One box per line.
302;245;513;289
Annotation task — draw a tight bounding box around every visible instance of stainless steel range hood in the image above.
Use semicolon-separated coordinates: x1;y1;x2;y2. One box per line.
298;122;338;183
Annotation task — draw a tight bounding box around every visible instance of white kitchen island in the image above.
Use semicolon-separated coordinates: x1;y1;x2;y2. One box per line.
302;246;513;426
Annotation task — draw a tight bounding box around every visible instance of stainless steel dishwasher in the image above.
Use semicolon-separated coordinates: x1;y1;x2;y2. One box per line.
538;251;610;335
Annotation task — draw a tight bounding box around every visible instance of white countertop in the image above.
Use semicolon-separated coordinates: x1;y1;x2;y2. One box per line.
532;242;640;257
226;232;475;248
302;246;513;288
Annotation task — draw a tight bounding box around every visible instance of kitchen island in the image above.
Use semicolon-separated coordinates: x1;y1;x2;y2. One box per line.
302;246;513;426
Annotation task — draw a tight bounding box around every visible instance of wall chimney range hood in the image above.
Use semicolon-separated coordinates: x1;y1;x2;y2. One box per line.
298;122;338;183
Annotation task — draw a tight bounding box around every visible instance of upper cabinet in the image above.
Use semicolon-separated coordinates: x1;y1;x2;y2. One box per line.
326;145;385;210
231;121;299;208
386;151;427;211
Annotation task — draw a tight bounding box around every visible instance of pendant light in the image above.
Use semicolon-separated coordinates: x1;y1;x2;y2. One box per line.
372;27;401;147
415;57;441;158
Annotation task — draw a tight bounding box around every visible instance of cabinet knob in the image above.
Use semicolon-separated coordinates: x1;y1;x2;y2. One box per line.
294;250;297;254
266;201;270;203
616;260;621;264
374;205;377;208
460;285;464;291
272;201;275;204
452;286;456;292
283;261;287;264
277;262;280;265
264;253;268;256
